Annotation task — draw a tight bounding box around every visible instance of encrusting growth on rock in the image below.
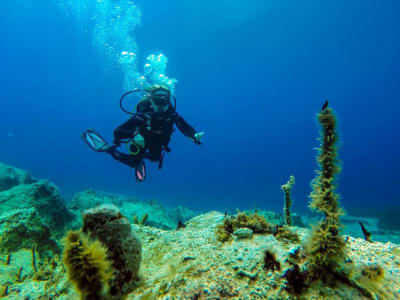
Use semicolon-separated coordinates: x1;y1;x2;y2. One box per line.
62;230;112;300
281;175;295;226
216;212;271;242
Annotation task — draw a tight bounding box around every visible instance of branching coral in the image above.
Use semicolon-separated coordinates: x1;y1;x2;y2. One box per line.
281;175;295;226
63;230;112;300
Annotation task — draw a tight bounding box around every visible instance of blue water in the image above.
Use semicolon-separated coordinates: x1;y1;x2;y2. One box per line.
1;0;399;218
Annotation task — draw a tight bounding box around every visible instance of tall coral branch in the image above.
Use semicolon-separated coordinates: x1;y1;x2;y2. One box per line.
306;106;346;281
281;175;295;226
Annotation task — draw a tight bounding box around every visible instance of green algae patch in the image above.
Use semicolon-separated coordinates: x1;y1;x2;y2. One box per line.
216;212;272;242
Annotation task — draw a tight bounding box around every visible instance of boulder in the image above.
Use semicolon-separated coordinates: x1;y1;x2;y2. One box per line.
0;162;35;192
167;205;197;224
82;204;142;297
0;179;73;230
121;201;175;229
0;208;59;254
68;189;132;211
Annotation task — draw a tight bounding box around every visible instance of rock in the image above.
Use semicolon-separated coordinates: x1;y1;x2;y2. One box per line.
69;190;199;230
259;210;283;225
233;228;254;239
68;189;133;211
82;204;141;297
0;179;72;230
167;205;197;224
288;245;301;257
121;201;175;230
0;208;59;254
0;162;35;192
292;213;306;227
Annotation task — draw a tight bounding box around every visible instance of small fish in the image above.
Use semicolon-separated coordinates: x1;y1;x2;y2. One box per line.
6;132;14;137
321;100;328;111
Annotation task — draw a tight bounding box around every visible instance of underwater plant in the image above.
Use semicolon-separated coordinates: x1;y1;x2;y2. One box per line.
133;213;149;225
283;264;307;295
273;225;300;243
305;104;346;281
263;250;281;272
281;175;295;226
216;211;271;242
62;230;112;300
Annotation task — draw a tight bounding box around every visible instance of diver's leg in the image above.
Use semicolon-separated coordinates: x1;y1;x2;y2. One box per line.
109;149;146;182
144;144;163;162
109;149;141;168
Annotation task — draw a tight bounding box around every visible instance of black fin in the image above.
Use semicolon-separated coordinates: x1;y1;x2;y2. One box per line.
81;129;109;152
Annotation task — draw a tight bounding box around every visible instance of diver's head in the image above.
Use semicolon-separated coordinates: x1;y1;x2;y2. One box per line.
145;84;172;113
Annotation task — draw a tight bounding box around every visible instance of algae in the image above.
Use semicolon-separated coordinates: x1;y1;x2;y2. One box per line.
216;211;272;242
281;175;295;226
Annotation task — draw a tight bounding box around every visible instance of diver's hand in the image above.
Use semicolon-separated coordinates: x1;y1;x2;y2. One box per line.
193;132;204;145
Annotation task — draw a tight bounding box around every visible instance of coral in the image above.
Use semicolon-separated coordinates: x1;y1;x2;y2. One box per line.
133;213;148;225
345;264;387;299
305;106;346;281
263;250;280;271
281;175;295;226
283;264;307;294
82;204;142;298
216;212;271;242
274;225;300;243
33;255;62;281
62;230;112;300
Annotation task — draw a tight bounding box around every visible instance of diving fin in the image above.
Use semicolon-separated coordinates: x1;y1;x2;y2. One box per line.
135;160;146;183
81;128;110;152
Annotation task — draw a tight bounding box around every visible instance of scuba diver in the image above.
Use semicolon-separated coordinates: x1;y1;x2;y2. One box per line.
81;84;204;182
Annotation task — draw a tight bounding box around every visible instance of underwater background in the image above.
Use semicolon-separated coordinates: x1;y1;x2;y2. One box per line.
0;0;399;225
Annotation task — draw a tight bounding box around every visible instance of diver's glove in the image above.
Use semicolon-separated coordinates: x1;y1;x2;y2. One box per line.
192;132;204;145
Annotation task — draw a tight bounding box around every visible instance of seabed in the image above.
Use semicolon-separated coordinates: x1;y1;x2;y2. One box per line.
0;162;399;299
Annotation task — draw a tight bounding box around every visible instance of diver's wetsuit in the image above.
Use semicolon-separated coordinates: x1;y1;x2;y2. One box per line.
108;110;197;168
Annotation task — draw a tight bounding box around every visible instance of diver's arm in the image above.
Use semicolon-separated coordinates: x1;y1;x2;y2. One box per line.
174;113;203;144
113;116;142;143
